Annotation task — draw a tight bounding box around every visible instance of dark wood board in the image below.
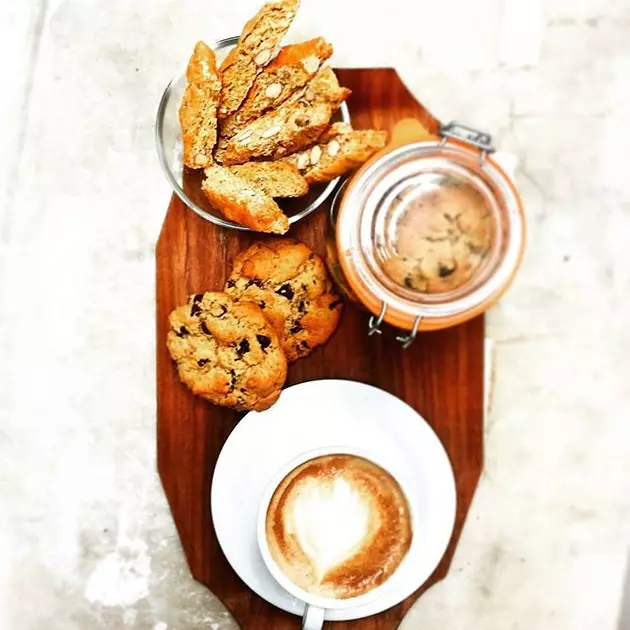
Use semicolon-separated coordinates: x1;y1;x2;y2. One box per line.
156;68;484;629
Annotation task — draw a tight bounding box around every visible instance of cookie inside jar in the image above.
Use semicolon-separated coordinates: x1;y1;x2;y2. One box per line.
336;135;524;332
369;169;497;299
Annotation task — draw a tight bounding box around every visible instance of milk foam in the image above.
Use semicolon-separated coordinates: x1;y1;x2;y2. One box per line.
289;476;370;579
266;454;412;599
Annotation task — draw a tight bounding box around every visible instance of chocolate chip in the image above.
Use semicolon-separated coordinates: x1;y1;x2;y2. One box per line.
193;294;203;303
300;341;310;350
200;321;211;335
197;358;209;367
259;300;266;309
276;283;294;300
190;302;202;317
290;322;303;334
236;339;250;356
444;212;461;223
208;303;228;318
298;301;307;314
328;299;342;310
226;279;236;288
404;275;414;289
256;334;271;352
176;326;189;337
229;368;237;387
246;278;264;288
438;263;456;278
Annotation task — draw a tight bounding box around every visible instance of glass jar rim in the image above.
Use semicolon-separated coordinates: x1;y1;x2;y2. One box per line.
336;139;525;331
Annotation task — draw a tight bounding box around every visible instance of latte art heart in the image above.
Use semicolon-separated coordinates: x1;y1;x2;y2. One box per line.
265;454;412;599
290;476;371;578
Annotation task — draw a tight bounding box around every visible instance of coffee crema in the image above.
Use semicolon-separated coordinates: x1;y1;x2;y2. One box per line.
265;454;412;599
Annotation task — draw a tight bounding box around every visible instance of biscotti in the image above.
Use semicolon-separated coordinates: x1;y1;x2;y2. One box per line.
218;67;351;166
202;166;289;234
218;0;300;120
219;37;333;140
179;41;222;168
229;162;308;198
283;122;387;183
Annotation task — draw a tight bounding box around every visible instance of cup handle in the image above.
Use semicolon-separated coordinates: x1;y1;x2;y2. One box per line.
302;604;325;630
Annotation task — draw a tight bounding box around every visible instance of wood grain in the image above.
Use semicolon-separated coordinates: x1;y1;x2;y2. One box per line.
156;68;484;629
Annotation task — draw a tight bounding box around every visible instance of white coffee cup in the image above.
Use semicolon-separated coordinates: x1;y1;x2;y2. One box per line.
257;445;414;629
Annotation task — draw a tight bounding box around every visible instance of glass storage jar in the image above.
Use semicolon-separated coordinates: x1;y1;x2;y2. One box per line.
326;120;525;347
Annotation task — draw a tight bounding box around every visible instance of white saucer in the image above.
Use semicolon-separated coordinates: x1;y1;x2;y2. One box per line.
210;380;456;621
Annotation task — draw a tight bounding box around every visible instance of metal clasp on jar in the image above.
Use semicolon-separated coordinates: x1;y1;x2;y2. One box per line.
368;302;423;349
439;121;495;164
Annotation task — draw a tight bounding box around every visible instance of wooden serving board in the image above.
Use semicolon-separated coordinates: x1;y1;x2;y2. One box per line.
156;68;484;629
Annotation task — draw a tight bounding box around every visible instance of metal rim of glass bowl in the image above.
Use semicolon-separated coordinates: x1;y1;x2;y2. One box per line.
155;36;351;232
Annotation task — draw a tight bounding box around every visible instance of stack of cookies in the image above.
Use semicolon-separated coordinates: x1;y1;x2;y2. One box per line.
166;239;343;411
179;0;387;234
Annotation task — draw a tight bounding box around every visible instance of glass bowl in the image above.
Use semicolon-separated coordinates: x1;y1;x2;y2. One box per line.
155;36;351;231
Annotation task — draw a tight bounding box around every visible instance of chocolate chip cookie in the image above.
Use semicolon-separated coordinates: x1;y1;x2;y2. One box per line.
225;239;343;362
381;178;494;293
166;292;287;411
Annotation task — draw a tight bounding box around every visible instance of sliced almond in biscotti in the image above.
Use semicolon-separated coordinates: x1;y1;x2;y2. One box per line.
179;41;222;169
218;37;333;141
229;162;308;198
327;139;341;156
282;123;387;183
309;145;322;164
296;152;310;170
218;0;300;120
262;125;283;138
265;83;283;99
218;68;351;165
202;166;289;234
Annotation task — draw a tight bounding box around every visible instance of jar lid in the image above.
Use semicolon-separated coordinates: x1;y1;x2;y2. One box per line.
336;122;525;337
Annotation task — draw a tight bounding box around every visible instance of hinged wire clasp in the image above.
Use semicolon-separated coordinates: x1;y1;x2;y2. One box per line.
439;121;495;164
368;304;422;349
396;315;423;349
368;302;387;335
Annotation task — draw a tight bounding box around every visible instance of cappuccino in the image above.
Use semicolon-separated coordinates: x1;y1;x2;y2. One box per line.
265;454;412;599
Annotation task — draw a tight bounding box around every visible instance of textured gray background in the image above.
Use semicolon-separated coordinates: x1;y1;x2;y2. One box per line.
1;0;629;628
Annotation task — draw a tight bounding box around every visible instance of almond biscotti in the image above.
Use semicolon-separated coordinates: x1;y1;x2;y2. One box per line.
218;0;300;120
229;162;308;198
300;66;352;107
219;37;333;140
218;67;351;166
283;122;387;183
202;166;289;234
179;41;222;169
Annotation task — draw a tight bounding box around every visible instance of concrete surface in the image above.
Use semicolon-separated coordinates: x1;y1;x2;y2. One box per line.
1;0;629;628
